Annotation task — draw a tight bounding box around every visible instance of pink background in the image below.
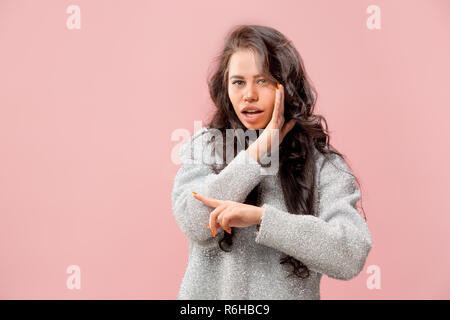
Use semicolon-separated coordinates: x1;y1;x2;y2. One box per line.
1;0;449;299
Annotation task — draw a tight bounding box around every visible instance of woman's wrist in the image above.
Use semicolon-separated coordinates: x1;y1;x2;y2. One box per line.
246;141;260;163
246;132;271;163
258;206;264;224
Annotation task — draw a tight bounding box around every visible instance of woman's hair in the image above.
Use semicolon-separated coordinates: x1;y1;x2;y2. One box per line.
200;25;367;279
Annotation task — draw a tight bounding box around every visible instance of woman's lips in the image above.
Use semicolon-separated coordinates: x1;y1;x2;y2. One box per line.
241;110;264;123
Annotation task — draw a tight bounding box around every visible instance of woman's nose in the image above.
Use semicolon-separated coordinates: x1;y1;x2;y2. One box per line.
244;86;258;101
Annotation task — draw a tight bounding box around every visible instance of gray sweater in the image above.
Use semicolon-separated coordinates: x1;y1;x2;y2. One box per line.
171;127;372;300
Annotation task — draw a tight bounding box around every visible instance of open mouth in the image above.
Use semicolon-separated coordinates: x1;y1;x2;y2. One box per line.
242;110;263;115
241;110;264;122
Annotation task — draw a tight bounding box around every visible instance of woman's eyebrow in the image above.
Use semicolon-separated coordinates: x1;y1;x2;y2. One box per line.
229;74;265;80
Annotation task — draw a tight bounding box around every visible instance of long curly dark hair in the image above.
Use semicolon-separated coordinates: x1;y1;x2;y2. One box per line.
200;25;367;280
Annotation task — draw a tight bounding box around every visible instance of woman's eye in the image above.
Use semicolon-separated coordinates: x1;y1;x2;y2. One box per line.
232;79;266;85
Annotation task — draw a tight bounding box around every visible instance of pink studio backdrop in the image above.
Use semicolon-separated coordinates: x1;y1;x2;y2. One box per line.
0;0;449;299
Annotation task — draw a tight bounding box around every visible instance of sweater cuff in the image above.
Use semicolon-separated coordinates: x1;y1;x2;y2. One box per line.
203;149;266;203
254;203;289;245
232;148;279;176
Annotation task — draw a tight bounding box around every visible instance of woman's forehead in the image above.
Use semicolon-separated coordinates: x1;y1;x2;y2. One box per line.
229;50;263;71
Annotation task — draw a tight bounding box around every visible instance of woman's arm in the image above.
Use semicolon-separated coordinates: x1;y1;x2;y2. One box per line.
255;153;373;280
171;128;271;245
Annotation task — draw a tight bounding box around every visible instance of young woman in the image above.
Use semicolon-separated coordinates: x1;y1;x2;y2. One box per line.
172;25;372;300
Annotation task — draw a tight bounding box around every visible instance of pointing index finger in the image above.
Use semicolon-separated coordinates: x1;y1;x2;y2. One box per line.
192;192;222;207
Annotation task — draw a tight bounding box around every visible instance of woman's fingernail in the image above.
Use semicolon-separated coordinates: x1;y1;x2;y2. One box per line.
211;229;215;238
225;227;231;234
277;82;280;89
192;191;197;195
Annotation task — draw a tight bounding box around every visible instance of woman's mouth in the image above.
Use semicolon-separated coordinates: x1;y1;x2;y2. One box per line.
241;110;264;123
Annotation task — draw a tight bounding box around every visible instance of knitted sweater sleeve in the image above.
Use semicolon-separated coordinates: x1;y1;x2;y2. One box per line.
171;128;273;246
255;153;373;280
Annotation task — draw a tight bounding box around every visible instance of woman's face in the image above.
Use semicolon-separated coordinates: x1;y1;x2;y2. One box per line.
227;49;277;130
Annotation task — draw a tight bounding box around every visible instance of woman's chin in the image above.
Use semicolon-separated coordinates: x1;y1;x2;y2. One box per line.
241;120;264;130
244;124;262;130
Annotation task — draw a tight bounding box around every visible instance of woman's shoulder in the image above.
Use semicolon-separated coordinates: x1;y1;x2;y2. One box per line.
312;144;353;178
178;127;214;164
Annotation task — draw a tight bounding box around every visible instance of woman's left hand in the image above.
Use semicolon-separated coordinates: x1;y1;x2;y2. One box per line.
192;192;264;237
